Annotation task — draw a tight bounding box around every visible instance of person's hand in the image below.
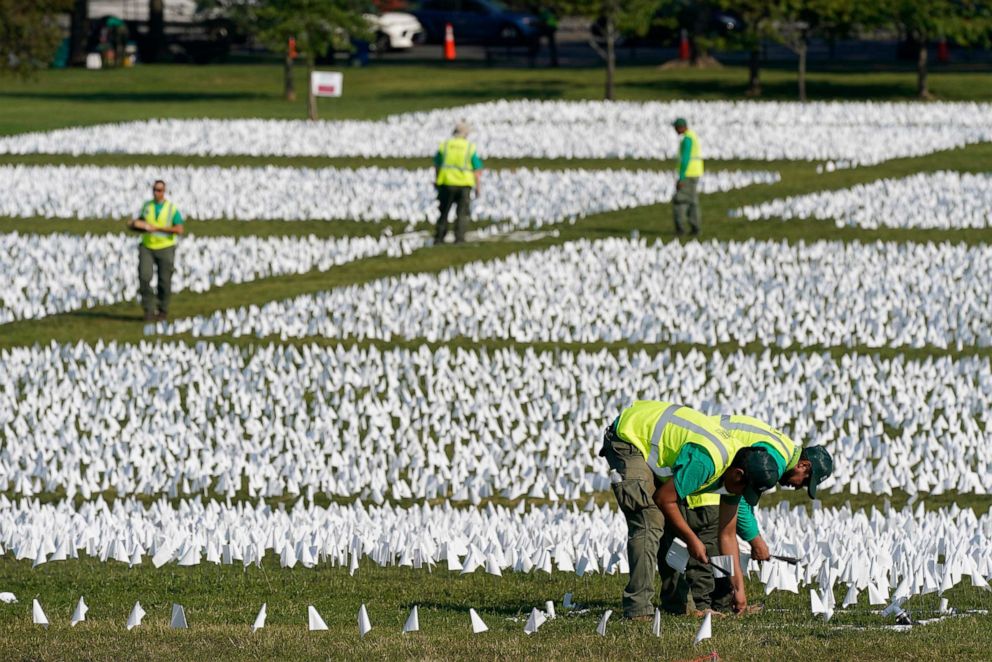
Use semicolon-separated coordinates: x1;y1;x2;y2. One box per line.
750;536;771;562
687;536;708;565
129;220;149;232
732;588;747;615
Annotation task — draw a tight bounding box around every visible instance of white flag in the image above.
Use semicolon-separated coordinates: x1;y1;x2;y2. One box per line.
652;609;661;637
523;607;546;635
32;599;49;628
596;609;612;636
358;603;372;638
403;605;420;633
71;596;88;626
170;603;188;629
693;611;712;645
308;605;328;631
127;601;146;631
252;603;267;633
469;608;488;634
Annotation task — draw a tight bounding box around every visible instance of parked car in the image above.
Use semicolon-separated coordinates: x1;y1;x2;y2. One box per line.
411;0;541;46
366;11;424;51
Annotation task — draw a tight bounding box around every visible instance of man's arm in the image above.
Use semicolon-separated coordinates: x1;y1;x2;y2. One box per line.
653;480;708;564
737;500;770;560
677;135;692;183
719;498;748;614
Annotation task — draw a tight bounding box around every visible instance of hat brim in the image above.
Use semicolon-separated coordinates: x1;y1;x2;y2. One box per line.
807;467;822;499
743;486;762;507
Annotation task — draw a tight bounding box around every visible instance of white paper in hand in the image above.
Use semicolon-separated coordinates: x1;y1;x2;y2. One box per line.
665;538;689;574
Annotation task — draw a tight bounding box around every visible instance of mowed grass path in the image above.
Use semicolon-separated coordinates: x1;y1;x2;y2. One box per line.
2;63;992;660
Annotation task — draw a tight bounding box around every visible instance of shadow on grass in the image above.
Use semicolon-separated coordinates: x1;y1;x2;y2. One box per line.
0;91;269;103
70;310;145;323
377;81;569;102
620;76;915;101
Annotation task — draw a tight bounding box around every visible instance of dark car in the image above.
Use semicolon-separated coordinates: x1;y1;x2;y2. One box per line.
412;0;541;45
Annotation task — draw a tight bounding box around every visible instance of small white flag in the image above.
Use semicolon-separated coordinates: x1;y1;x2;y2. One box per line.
665;539;689;574
652;608;662;637
939;597;950;614
32;599;49;628
810;589;826;615
308;605;328;631
710;555;735;578
403;605;420;633
358;603;372;638
127;601;146;631
469;608;488;634
0;592;17;604
252;603;267;633
693;611;712;645
544;600;556;619
842;584;859;608
562;593;574;609
596;609;612;636
71;596;88;626
524;607;546;635
170;603;188;629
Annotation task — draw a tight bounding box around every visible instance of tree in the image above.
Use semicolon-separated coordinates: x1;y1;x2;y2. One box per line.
0;0;71;77
255;0;369;118
718;0;775;96
559;0;659;100
883;0;992;98
69;0;89;66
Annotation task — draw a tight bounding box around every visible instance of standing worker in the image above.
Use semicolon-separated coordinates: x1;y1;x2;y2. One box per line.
599;400;779;619
126;179;184;321
672;117;703;236
660;414;834;615
433;121;484;245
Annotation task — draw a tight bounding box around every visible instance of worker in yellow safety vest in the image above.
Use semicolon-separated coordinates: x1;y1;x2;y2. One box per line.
433;121;484;245
126;179;184;321
599;400;779;619
672;117;703;236
660;414;834;614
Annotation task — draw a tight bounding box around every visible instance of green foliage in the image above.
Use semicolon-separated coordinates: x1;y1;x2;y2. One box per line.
0;0;71;78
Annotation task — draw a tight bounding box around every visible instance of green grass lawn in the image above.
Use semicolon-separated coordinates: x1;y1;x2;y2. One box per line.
2;63;992;660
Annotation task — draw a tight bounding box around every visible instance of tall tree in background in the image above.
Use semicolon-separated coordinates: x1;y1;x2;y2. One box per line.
69;0;89;66
256;0;368;118
719;0;774;96
560;0;659;100
0;0;71;77
148;0;166;62
883;0;991;98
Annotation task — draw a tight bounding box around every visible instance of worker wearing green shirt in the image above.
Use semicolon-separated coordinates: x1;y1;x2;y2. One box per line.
660;414;834;614
599;400;779;619
126;179;184;322
672;117;703;236
433;121;484;245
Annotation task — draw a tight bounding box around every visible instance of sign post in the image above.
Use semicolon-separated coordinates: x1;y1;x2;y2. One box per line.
309;71;343;120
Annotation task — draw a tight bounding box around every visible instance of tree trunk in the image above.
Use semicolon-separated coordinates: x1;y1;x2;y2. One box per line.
69;0;89;66
307;57;317;120
917;41;930;98
747;46;761;96
284;54;296;101
797;40;807;102
148;0;165;63
604;13;615;101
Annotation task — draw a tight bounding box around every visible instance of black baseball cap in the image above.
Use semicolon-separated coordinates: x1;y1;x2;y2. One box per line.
740;448;779;507
803;446;833;498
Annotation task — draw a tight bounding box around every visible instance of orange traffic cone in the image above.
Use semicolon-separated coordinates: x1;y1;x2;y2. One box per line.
444;22;456;61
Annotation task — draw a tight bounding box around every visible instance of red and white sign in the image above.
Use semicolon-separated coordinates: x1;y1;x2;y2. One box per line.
310;71;343;98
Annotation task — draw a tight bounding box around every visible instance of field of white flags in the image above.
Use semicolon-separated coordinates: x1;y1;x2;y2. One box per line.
159;238;992;350
733;171;992;229
0;164;778;227
0;231;422;324
3;93;992;652
2;342;992;501
2;100;991;166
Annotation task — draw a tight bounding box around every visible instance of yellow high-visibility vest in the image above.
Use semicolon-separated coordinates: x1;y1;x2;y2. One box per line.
615;400;744;496
141;200;178;250
435;137;478;187
682;129;704;178
715;414;799;474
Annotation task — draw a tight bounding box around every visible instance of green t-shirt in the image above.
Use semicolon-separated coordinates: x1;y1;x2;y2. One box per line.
675;441;786;541
678;134;694;180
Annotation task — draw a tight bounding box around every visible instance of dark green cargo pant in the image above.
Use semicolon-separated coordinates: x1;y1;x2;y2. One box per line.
659;503;733;613
435;185;472;244
600;425;665;618
672;177;701;235
138;243;176;315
